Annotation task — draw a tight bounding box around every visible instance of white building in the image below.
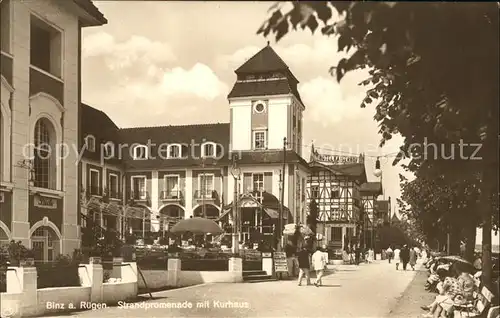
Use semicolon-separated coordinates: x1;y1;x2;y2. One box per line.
0;0;106;261
79;43;309;248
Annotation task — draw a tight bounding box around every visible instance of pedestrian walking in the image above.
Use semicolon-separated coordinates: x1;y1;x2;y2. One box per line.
367;248;374;263
312;247;327;287
401;245;410;270
409;247;417;270
322;244;329;265
297;246;311;286
386;246;393;263
393;246;401;270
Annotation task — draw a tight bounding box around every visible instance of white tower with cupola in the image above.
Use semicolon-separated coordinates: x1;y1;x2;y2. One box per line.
227;43;304;155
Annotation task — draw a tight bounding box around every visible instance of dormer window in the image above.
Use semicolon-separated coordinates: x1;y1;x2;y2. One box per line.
167;144;182;159
85;135;95;152
103;141;114;158
201;142;217;158
132;145;148;160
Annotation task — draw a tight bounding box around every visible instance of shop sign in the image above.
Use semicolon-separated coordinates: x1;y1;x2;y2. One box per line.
34;195;57;209
313;152;360;164
273;252;288;273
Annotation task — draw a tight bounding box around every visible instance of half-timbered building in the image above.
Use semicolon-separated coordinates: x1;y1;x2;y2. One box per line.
306;146;382;252
360;182;383;248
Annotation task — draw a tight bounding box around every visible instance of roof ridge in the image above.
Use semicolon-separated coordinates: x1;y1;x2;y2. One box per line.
120;122;230;130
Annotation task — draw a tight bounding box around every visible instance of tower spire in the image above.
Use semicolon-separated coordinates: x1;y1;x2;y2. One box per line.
310;141;316;161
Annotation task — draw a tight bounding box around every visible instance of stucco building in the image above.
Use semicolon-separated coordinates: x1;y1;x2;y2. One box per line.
79;44;309;247
0;0;106;261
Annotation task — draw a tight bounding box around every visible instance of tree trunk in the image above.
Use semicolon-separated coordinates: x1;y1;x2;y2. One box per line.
449;224;461;255
464;220;476;262
480;124;497;287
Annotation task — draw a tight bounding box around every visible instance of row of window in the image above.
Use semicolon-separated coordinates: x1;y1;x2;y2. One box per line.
86;171;217;201
84;131;272;156
310;185;341;199
84;135;222;160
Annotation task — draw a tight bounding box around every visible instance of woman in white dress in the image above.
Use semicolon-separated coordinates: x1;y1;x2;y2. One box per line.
368;248;375;263
312;247;328;287
393;246;401;270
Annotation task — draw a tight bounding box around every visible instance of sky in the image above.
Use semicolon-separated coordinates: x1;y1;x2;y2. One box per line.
81;1;408;213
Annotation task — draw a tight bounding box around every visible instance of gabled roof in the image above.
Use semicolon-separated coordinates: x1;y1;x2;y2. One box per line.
309;160;366;180
235;45;290;75
360;182;383;196
228;78;303;103
80;103;121;164
73;0;107;25
391;213;400;223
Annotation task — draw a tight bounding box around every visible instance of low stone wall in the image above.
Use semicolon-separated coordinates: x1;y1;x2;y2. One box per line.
138;258;244;290
139;270;168;290
0;260;138;317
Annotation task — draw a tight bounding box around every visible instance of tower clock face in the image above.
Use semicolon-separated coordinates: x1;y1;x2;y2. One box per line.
254;102;266;113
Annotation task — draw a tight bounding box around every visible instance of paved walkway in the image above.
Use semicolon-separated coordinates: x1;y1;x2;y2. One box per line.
387;266;435;318
46;259;422;317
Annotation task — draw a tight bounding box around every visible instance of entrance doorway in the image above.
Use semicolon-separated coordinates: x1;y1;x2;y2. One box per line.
31;226;59;263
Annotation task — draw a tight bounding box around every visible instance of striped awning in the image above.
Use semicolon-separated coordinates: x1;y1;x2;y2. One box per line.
102;202;121;216
124;206;151;219
264;208;279;219
217;208;231;221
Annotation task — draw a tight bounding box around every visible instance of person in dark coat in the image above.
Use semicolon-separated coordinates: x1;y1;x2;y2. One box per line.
354;245;361;265
400;245;410;270
297;246;311;286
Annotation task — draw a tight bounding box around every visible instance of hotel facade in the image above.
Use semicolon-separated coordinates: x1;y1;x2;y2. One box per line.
0;0;106;260
79;44;309;250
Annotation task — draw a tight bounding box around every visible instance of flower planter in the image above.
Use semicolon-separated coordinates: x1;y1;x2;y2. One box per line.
89;257;101;264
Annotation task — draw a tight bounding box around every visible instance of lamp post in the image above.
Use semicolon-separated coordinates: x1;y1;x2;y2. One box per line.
373;157;382;255
230;159;241;254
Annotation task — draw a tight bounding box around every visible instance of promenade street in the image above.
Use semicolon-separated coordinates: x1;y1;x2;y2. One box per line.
46;259;423;318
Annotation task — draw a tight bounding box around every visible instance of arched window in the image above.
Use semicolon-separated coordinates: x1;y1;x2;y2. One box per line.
103;141;114;158
167;144;181;159
34;118;56;189
201;142;216;158
85;135;95;152
132;145;148;160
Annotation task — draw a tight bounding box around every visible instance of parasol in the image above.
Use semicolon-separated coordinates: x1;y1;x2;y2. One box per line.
437;255;475;271
283;223;313;236
170;217;223;235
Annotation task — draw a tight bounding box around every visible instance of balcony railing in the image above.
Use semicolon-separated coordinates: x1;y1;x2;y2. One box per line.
29;65;64;105
193;190;217;200
130;190;148;201
160;190;182;200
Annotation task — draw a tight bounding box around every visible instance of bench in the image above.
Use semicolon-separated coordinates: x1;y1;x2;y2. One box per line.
452;286;495;318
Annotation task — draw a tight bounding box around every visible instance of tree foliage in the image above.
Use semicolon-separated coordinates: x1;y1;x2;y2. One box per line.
259;2;499;283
